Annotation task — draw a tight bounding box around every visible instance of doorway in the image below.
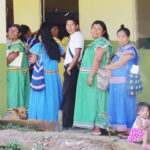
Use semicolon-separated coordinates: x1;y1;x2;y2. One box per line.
43;0;79;39
6;0;14;29
136;0;150;49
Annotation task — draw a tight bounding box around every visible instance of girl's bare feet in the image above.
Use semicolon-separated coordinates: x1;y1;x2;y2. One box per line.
142;144;150;150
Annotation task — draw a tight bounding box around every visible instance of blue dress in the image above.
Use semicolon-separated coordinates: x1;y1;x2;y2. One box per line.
28;43;64;121
108;43;138;133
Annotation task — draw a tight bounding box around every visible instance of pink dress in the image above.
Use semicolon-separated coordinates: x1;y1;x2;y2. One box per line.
128;116;148;143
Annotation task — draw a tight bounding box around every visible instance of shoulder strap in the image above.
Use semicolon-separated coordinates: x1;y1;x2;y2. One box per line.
68;47;74;58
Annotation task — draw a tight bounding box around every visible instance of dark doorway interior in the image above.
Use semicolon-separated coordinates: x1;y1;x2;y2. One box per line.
6;0;14;30
44;0;79;39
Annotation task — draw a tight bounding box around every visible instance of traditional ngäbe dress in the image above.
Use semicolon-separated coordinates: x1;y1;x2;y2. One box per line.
28;42;64;121
73;37;113;129
7;39;30;110
107;43;138;132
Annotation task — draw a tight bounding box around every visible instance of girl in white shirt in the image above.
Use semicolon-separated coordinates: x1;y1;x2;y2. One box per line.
128;102;150;149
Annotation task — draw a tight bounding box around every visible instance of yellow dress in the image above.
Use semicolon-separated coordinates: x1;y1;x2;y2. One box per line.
53;36;69;84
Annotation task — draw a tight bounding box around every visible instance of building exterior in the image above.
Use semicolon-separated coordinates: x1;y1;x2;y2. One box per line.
0;0;150;116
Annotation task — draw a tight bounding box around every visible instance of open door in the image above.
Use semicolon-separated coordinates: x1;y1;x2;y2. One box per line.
43;0;79;39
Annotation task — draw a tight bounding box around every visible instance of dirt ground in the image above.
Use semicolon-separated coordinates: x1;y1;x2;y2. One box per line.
0;129;144;150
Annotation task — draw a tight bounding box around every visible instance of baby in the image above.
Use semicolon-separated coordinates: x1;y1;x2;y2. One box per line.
128;102;150;149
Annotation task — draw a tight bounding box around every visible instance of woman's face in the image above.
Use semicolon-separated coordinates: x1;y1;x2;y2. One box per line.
91;24;105;39
8;26;20;41
117;30;130;47
51;26;59;37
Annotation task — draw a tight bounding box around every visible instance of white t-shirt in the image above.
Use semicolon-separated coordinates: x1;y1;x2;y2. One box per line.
64;31;84;66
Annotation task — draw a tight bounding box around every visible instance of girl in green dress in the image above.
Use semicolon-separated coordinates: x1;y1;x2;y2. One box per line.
7;24;30;111
73;21;113;135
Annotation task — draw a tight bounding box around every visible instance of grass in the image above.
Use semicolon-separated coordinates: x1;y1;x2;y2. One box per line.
0;123;36;132
85;40;150;104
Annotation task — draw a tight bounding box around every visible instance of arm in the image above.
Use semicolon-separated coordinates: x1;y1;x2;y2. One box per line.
136;119;150;130
61;53;65;59
28;54;38;65
105;54;132;70
67;48;82;76
7;52;19;65
88;47;105;86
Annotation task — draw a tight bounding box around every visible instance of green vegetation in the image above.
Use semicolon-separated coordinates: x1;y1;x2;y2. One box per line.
31;146;43;150
0;123;36;132
0;140;23;150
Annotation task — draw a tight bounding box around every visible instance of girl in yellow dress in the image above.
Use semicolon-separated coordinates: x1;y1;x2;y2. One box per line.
50;24;69;84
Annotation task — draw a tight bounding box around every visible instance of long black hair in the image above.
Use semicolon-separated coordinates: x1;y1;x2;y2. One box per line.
91;20;109;40
38;23;60;61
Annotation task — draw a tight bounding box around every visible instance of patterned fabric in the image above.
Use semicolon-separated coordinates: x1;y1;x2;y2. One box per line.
128;128;147;143
73;37;113;129
28;43;64;121
7;39;30;109
108;43;138;132
126;73;143;96
26;37;39;48
30;55;45;91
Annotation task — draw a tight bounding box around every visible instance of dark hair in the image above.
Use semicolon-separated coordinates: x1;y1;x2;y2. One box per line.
38;23;60;61
137;102;150;113
10;24;21;32
7;24;12;32
91;20;109;40
20;25;30;43
66;16;79;25
117;25;130;37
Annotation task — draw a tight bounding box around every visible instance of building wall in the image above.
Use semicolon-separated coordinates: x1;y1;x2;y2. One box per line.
0;44;7;117
0;0;7;116
13;0;41;32
79;0;136;41
136;0;150;38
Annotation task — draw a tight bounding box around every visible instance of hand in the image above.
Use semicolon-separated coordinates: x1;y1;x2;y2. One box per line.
26;45;30;51
88;76;93;86
146;120;150;127
105;65;109;70
107;70;112;78
67;70;71;76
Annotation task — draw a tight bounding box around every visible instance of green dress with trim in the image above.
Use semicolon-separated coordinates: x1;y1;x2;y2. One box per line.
7;39;30;110
73;37;114;129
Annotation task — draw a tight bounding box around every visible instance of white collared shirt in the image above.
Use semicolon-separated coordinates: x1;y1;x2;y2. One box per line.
64;31;84;66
